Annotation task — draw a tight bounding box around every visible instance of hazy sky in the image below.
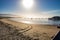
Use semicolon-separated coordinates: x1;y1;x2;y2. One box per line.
0;0;60;18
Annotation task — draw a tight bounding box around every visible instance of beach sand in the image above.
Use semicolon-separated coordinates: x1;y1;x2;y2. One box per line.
0;18;60;40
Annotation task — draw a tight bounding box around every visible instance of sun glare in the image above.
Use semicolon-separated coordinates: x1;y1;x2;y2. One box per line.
21;21;31;24
22;0;34;9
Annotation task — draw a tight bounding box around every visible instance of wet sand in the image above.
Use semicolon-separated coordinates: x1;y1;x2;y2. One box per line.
0;18;60;40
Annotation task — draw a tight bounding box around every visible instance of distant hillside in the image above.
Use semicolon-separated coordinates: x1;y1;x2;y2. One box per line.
0;14;21;18
48;16;60;21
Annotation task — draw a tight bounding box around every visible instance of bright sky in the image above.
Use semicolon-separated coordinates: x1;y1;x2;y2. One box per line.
0;0;60;18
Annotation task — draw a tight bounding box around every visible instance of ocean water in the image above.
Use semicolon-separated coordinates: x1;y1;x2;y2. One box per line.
10;18;60;25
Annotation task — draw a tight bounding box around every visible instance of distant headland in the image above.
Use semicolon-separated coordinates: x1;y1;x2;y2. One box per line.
48;16;60;21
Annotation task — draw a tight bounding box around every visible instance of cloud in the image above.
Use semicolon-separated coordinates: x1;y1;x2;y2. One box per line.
37;10;60;18
42;10;60;14
0;9;60;18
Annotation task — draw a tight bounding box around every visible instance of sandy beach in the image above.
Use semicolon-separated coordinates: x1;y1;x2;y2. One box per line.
0;18;60;40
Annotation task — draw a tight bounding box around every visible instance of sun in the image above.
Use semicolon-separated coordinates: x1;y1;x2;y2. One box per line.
22;0;34;9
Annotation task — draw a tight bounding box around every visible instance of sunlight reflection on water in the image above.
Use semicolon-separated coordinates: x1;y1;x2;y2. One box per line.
10;18;60;25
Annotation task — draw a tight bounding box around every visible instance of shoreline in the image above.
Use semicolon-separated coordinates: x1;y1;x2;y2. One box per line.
5;18;58;26
0;18;60;40
9;18;60;26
